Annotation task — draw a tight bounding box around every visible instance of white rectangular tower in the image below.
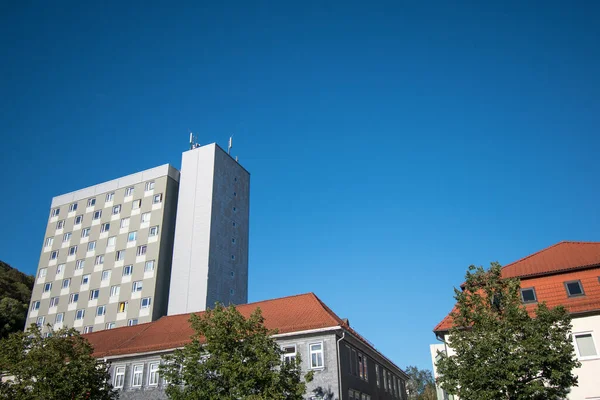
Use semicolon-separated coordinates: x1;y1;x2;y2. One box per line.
167;143;250;315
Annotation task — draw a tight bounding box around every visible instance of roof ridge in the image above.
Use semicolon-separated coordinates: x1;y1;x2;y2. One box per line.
308;293;347;327
501;241;566;270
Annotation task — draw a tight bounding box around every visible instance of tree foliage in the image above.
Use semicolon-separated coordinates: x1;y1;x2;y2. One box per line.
405;365;436;400
0;260;34;338
160;303;312;400
0;324;117;400
436;263;581;400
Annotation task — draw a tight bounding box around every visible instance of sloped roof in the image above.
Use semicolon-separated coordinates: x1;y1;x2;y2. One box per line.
434;241;600;333
86;293;348;358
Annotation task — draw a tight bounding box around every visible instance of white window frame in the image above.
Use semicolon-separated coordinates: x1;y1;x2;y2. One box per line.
112;205;121;215
56;263;65;274
93;210;102;220
101;222;110;233
123;265;133;276
152;193;162;204
141;297;151;309
131;364;144;387
128;231;137;242
283;345;297;363
106;192;114;202
87;198;96;207
55;312;64;324
31;301;40;311
101;270;111;281
50;250;59;260
36;316;45;327
137;245;147;256
95;255;104;265
84;325;93;334
69;245;77;256
107;236;116;247
82;274;90;285
145;181;155;191
90;289;100;300
38;268;47;278
120;218;130;229
144;260;155;272
125;187;134;197
63;232;71;242
132;199;141;210
105;322;116;329
81;227;90;238
96;305;106;316
62;278;70;289
128;318;138;326
51;208;60;217
110;285;120;297
74;215;83;225
44;237;53;247
69;293;79;304
56;220;64;229
87;241;96;251
309;342;324;369
118;301;128;313
148;361;160;386
114;366;125;389
49;296;59;307
141;212;151;223
132;281;143;292
43;282;52;292
149;225;159;237
573;331;599;360
75;309;85;320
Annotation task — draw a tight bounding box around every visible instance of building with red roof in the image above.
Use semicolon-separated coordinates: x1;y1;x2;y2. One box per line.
430;241;600;400
85;292;409;400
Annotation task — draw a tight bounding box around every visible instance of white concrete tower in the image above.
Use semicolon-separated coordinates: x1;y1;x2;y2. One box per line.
167;143;249;315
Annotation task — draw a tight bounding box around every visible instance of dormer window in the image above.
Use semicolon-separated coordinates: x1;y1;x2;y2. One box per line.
565;280;584;297
520;287;537;303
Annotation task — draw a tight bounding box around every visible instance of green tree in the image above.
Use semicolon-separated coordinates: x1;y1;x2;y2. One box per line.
0;324;117;400
160;303;313;400
436;263;581;400
405;365;435;400
0;260;34;338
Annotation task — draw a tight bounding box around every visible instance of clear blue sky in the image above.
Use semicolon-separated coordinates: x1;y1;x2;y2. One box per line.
1;1;599;371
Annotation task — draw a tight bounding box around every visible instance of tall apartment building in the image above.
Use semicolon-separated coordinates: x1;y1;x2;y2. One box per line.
25;143;250;334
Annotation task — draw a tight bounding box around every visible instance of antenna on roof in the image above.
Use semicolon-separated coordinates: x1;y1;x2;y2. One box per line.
228;135;233;155
189;131;200;150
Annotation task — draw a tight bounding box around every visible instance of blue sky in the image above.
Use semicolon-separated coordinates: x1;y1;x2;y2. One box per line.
1;1;599;370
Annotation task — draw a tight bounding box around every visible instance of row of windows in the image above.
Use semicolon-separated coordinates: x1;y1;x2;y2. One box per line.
113;361;161;389
346;344;403;398
520;278;595;304
282;342;324;369
38;317;139;334
38;259;155;285
50;182;159;218
51;204;159;234
48;242;151;262
45;224;159;251
34;297;152;325
40;274;151;298
348;390;371;400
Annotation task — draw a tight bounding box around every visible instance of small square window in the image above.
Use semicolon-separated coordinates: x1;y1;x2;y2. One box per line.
149;226;159;237
106;322;116;329
81;274;90;285
63;232;71;242
145;181;155;191
565;280;584;297
128;319;138;326
121;218;130;229
115;250;125;261
75;309;85;320
93;210;102;220
68;203;78;212
144;260;155;272
38;268;47;278
141;297;151;309
90;289;99;300
87;241;96;251
106;192;114;202
31;301;41;311
75;259;85;270
101;270;111;281
107;236;116;247
574;333;597;358
51;208;60;217
44;237;53;247
36;316;45;327
128;231;137;242
49;296;59;307
55;312;64;324
118;301;128;313
110;285;120;297
137;245;147;256
74;215;83;225
132;199;141;210
141;212;151;223
62;278;70;289
87;198;96;207
152;194;162;204
123;265;133;276
68;245;78;256
520;287;537;303
81;228;90;238
56;220;65;229
96;305;106;316
69;293;79;303
101;222;110;233
84;325;93;334
56;263;65;274
125;187;134;197
95;255;104;265
132;281;143;292
43;282;52;292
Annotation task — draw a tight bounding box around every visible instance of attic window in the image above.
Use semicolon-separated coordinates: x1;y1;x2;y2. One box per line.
565;280;584;297
520;287;537;303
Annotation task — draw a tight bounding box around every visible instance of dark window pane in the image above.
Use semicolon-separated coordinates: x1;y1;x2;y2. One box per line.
521;289;536;303
566;281;583;296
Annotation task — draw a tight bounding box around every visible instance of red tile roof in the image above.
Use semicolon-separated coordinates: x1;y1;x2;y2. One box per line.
86;293;349;358
434;242;600;333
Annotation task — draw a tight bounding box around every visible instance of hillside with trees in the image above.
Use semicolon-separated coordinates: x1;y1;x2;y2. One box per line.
0;260;34;338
